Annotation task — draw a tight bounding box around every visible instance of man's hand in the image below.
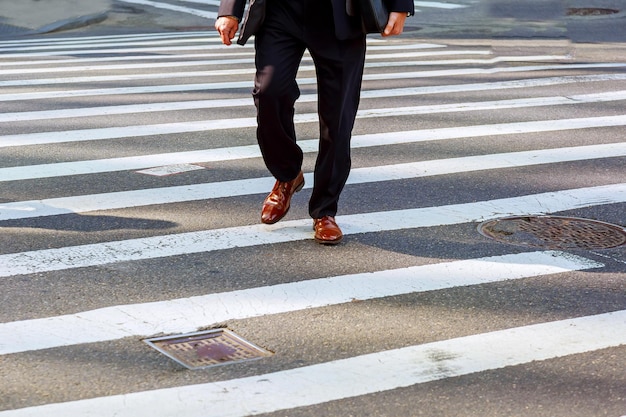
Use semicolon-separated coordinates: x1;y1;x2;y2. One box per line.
383;12;407;37
215;16;239;46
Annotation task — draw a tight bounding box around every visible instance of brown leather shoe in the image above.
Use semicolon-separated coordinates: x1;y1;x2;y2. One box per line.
261;170;305;224
313;216;343;245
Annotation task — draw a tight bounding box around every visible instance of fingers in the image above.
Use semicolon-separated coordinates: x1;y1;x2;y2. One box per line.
383;12;407;37
215;17;239;46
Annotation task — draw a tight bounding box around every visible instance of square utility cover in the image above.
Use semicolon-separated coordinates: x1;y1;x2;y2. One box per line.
144;329;273;370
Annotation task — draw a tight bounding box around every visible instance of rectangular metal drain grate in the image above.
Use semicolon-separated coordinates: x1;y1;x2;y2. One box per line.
144;329;273;370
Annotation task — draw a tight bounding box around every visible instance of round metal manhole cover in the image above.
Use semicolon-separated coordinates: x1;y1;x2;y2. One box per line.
567;8;619;16
478;216;626;250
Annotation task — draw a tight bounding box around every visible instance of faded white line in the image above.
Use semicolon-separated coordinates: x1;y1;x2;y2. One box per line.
1;311;624;417
0;44;243;59
179;0;221;5
0;31;214;47
1;115;625;181
0;50;498;74
0;32;441;51
415;1;467;9
2;143;625;221
1;51;255;68
116;0;218;19
0;36;223;54
0;40;442;59
0;183;624;278
2;62;624;87
0;30;429;47
0;251;602;355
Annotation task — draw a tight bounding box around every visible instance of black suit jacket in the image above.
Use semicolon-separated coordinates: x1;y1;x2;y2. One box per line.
218;0;414;44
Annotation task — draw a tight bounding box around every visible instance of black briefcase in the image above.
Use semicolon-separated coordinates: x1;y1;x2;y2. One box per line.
358;0;389;34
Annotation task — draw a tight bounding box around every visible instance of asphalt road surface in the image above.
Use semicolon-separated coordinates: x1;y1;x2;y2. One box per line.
1;1;625;416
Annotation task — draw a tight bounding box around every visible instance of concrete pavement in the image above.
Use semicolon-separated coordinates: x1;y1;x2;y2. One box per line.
411;0;626;42
0;0;625;42
0;0;110;37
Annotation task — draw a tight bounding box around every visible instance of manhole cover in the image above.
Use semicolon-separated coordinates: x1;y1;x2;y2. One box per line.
567;8;619;16
478;216;626;250
144;329;273;370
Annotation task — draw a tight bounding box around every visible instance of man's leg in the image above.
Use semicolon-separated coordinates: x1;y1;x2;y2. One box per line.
307;34;366;220
253;2;307;224
303;15;366;243
253;5;306;183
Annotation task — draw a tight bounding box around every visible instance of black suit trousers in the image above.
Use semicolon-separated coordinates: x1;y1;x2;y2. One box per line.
252;0;366;219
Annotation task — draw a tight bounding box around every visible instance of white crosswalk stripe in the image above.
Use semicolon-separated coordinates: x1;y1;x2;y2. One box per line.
5;90;626;123
4;94;626;147
1;114;625;181
2;311;623;417
1;182;625;278
2;72;625;102
2;143;626;220
4;62;626;87
0;251;604;355
1;24;625;416
2;53;575;76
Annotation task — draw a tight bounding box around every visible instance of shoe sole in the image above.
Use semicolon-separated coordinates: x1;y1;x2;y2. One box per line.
313;217;343;245
314;235;343;245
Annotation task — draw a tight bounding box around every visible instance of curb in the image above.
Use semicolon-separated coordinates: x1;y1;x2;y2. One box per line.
30;12;109;35
0;12;108;38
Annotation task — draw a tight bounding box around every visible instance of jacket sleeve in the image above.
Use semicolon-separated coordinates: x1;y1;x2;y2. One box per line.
218;0;248;20
385;0;415;14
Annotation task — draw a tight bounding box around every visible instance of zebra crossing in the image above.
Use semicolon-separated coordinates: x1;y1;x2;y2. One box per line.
3;311;625;417
1;27;625;417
